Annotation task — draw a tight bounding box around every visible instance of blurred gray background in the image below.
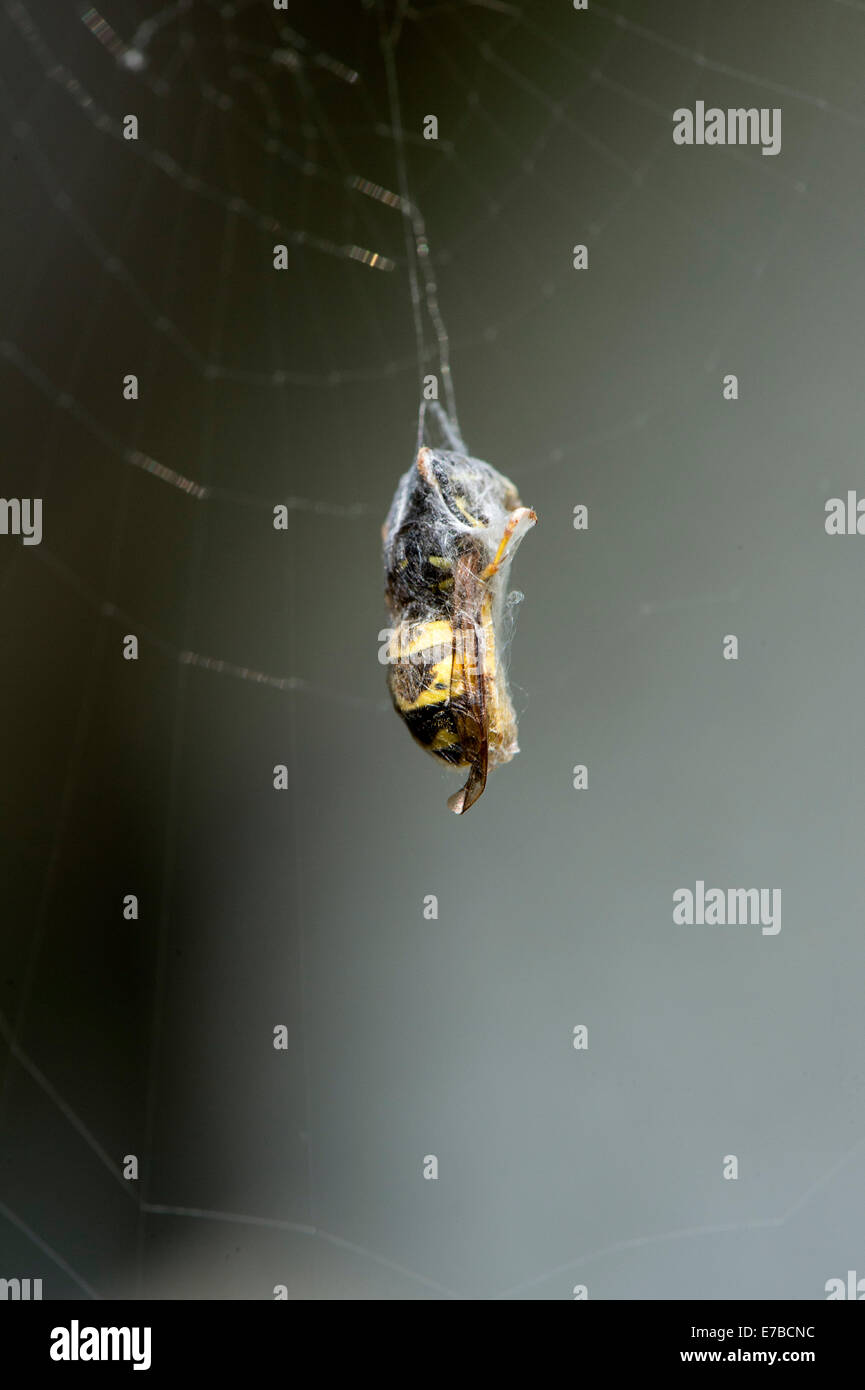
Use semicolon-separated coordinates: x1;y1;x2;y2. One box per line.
1;0;865;1299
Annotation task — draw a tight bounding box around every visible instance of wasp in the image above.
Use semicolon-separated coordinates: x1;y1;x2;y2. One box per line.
382;441;536;813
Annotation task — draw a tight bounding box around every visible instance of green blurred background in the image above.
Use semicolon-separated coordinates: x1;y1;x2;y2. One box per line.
1;0;864;1299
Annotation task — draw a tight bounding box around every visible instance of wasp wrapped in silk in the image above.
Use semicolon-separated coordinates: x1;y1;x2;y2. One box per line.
382;435;536;814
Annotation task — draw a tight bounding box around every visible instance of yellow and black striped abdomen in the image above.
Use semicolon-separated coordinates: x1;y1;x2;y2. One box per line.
385;620;468;765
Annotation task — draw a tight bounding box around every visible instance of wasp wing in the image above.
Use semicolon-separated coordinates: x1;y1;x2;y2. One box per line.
446;550;489;814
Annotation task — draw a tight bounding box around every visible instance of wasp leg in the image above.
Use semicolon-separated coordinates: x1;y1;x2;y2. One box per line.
480;506;537;582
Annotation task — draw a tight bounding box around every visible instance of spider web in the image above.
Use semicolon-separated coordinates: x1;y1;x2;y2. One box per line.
2;0;865;1300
